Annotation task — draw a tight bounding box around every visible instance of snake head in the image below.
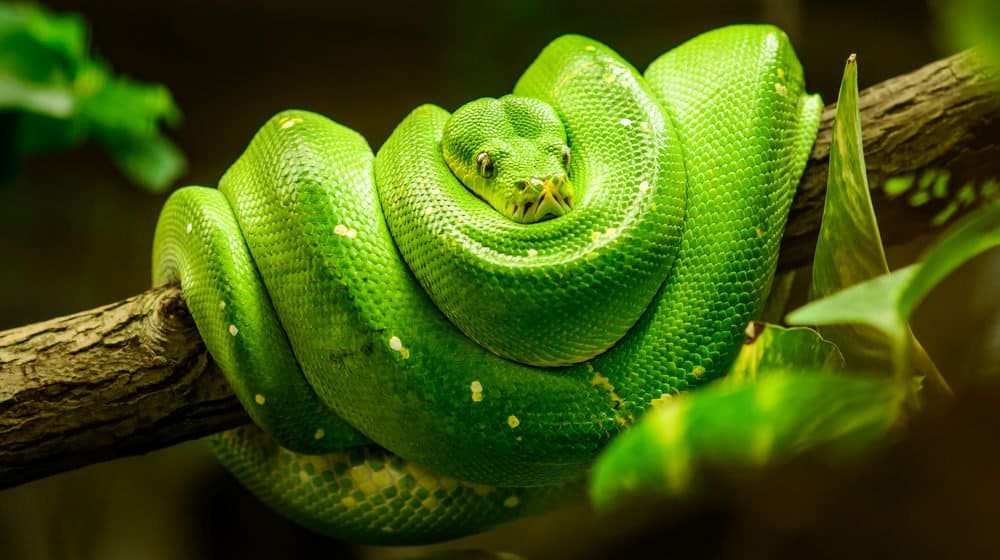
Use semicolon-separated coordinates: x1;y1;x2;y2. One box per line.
442;95;575;224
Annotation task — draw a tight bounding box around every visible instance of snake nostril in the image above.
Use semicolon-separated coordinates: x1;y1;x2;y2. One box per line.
518;181;529;191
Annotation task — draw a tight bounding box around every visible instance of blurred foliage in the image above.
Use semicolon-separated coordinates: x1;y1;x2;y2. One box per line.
589;367;905;511
0;2;184;191
789;203;1000;377
934;0;1000;66
589;48;999;513
804;54;944;391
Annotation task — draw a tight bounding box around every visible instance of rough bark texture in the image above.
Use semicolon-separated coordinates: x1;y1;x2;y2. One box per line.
0;285;246;488
781;48;1000;268
1;49;997;489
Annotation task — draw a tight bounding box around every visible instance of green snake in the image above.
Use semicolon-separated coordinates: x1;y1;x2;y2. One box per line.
152;25;821;544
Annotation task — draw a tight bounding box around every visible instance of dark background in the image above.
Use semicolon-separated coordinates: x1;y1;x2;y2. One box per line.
0;1;996;559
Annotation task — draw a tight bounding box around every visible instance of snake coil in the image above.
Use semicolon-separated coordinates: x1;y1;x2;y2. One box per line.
153;25;821;544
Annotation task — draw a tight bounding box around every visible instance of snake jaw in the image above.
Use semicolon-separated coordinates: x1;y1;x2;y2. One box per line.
510;177;574;223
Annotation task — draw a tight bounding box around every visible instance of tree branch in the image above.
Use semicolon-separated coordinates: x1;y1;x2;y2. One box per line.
781;48;1000;268
0;285;245;488
1;49;998;489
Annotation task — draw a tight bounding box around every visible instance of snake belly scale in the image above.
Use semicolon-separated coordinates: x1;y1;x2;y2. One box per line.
152;25;821;544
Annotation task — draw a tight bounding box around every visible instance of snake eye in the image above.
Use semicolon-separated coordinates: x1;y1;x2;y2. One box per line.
561;145;571;169
476;152;495;179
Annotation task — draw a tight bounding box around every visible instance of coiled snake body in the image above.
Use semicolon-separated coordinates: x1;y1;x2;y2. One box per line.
153;25;821;543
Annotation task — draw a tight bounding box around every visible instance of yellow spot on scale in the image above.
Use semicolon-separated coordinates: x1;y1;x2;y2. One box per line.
619;117;632;126
586;252;600;261
470;380;484;402
590;231;601;241
584;45;597;52
756;226;764;237
430;187;441;196
185;222;192;234
605;227;617;237
228;324;239;336
591;371;626;410
638;180;650;193
422;496;439;510
350;465;371;484
333;224;358;239
527;248;538;257
254;394;266;406
357;479;378;495
776;68;786;79
774;83;788;96
313;428;325;440
388;336;411;359
603;73;615;84
280;116;303;129
504;495;520;508
218;300;226;310
340;496;358;508
650;393;674;408
639;121;650;132
507;415;520;429
371;469;392;490
470;482;493;497
424;206;435;216
692;365;706;378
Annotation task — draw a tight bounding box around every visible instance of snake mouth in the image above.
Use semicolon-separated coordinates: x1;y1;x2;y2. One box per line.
509;178;574;223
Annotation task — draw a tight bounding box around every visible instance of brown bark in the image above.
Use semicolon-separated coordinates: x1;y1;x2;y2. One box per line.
781;48;1000;268
0;285;245;488
1;49;998;489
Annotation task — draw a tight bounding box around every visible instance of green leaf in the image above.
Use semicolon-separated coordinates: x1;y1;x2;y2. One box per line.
591;327;857;511
900;203;1000;316
814;56;888;290
934;0;1000;68
804;53;943;390
101;133;185;192
0;3;185;191
725;323;845;386
788;203;1000;375
758;270;797;324
589;370;905;512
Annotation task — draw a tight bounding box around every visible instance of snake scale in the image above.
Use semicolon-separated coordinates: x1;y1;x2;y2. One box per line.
152;25;821;544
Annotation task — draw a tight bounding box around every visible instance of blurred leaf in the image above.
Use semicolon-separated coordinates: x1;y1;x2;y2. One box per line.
804;54;943;391
725;323;845;386
788;203;1000;377
759;269;797;324
102;133;185;192
589;370;905;512
0;2;184;191
934;0;1000;67
900;203;1000;316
